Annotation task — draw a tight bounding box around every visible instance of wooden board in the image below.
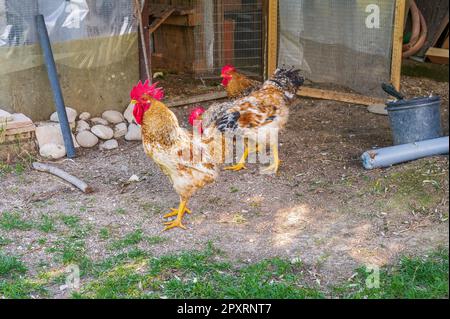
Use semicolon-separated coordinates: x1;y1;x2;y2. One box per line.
391;0;407;91
266;0;278;78
1;113;34;130
426;47;449;64
297;88;384;106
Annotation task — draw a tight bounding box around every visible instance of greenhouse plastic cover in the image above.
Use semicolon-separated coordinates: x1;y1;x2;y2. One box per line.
0;0;138;120
278;0;396;98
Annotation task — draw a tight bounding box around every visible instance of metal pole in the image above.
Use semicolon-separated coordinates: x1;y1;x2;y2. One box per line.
35;14;75;158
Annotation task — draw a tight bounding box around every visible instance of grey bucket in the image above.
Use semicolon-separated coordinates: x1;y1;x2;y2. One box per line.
386;96;442;145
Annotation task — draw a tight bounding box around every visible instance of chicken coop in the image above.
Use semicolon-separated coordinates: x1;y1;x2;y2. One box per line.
0;0;406;122
143;0;405;103
273;0;405;102
145;0;264;78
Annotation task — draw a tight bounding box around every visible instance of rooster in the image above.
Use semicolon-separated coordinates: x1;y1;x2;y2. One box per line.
190;67;304;174
186;65;262;135
221;65;261;98
130;81;218;231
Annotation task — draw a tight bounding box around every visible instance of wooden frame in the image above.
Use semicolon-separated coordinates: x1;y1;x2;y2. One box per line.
266;0;406;105
391;0;407;91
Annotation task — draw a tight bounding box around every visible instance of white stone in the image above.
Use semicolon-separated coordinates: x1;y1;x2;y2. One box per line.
113;122;127;138
0;109;13;122
76;131;98;148
35;122;79;149
39;143;66;159
91;124;114;140
90;117;109;126
102;110;124;124
128;174;140;182
99;139;118;151
125;123;142;141
79;112;91;121
123;103;136;124
49;107;77;123
76;120;90;133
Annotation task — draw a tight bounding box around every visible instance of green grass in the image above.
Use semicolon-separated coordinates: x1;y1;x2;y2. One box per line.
109;230;144;250
59;215;81;228
37;214;56;233
0;278;47;299
0;211;33;231
370;161;448;213
0;162;26;177
146;236;166;245
0;253;27;276
0;236;12;246
99;228;110;240
75;243;324;299
335;248;449;299
0;241;447;299
115;208;126;215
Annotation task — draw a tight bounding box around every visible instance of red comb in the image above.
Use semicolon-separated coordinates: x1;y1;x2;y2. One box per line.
221;65;235;75
189;106;205;126
130;80;164;102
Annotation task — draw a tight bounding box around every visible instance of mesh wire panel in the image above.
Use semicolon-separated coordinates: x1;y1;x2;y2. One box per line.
194;0;264;79
278;0;396;98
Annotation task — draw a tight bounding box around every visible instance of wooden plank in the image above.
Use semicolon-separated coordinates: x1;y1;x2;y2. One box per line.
166;91;227;107
297;87;385;106
2;113;34;130
442;36;449;49
426;47;449;64
148;8;175;34
391;0;407;91
163;14;201;27
138;0;150;82
267;0;278;78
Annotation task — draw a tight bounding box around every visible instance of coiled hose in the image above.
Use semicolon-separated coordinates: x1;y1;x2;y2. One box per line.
402;0;428;58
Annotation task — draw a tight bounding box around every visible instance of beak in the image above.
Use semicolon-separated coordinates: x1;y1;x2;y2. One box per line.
130;99;138;105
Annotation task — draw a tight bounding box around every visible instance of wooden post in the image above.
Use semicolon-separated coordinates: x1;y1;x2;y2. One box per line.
391;0;407;91
267;0;278;78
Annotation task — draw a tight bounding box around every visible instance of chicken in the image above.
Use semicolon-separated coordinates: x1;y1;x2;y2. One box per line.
221;65;261;98
130;81;218;231
186;65;261;134
191;67;304;174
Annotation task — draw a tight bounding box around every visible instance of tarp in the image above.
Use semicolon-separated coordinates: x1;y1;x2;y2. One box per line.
278;0;396;97
0;0;138;120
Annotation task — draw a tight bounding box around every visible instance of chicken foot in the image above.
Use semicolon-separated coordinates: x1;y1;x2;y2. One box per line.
261;143;280;174
163;197;189;231
224;143;261;171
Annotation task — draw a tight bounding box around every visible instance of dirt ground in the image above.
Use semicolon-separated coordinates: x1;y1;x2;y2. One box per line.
0;75;448;296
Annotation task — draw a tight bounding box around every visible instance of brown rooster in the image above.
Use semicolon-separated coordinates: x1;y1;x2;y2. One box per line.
191;67;304;174
130;81;218;231
221;65;261;98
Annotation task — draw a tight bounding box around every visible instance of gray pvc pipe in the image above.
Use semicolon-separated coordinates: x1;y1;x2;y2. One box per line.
35;14;75;158
361;136;449;170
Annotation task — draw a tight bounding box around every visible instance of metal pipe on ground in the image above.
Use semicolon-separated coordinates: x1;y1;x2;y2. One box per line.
361;136;449;170
35;14;75;158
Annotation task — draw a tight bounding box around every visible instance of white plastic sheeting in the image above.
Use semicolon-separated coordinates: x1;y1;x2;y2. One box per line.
278;0;396;97
0;0;135;46
0;0;138;120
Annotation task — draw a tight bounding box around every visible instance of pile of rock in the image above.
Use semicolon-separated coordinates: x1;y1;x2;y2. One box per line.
36;104;141;159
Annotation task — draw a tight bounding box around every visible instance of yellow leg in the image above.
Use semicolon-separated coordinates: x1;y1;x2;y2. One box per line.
261;143;280;174
163;206;191;218
163;198;189;231
224;146;249;171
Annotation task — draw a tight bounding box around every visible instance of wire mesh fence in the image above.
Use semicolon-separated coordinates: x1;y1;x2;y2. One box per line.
193;0;264;79
278;0;396;98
